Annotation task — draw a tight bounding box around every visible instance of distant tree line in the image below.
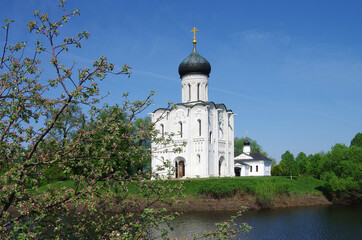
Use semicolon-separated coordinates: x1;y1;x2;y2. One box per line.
272;133;362;203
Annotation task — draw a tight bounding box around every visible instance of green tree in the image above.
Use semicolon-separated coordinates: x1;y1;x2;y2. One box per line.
307;153;323;178
320;143;362;202
133;116;152;172
296;152;308;176
0;3;182;238
45;103;85;146
80;106;153;177
350;132;362;147
271;162;283;176
280;151;297;179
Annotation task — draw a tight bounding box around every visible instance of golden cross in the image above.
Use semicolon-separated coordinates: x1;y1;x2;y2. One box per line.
246;130;248;138
191;27;198;44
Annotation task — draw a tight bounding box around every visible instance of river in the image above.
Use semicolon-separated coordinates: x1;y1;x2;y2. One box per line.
162;204;362;239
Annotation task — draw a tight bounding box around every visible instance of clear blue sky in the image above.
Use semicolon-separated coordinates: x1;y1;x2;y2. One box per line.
1;0;362;161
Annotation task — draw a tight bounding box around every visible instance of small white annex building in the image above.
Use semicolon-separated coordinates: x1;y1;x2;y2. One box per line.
150;30;235;178
234;138;272;176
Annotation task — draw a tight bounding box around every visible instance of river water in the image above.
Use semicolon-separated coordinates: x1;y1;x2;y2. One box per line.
163;204;362;240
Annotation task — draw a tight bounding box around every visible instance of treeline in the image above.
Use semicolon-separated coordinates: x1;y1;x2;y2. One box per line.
272;133;362;203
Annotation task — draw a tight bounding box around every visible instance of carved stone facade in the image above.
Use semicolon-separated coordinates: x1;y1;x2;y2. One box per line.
151;100;235;178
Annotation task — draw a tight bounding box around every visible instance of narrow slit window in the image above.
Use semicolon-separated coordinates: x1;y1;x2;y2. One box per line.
160;124;164;137
250;166;253;172
179;122;183;138
198;119;201;136
188;83;191;101
256;165;258;172
197;83;200;100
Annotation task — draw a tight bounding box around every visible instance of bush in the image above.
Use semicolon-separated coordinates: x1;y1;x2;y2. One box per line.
197;180;240;199
42;165;68;184
255;182;274;208
274;183;290;196
321;171;361;202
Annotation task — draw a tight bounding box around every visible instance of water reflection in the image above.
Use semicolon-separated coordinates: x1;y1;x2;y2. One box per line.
165;205;362;240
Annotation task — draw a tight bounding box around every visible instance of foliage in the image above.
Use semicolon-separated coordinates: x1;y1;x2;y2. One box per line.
319;142;362;202
350;132;362;147
193;176;323;202
280;151;297;179
0;2;185;239
77;105;153;178
295;152;308;176
307;153;324;178
271;162;283;176
0;2;254;239
45;103;85;146
197;180;240;199
273;132;362;203
255;182;275;207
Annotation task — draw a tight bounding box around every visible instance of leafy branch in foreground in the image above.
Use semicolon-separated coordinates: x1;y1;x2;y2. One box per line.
0;1;250;239
0;2;184;239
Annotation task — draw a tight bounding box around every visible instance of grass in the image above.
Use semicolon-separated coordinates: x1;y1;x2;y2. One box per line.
181;176;326;207
183;176;325;196
39;176;327;207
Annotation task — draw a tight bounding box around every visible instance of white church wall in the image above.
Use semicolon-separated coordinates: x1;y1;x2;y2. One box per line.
264;162;271;176
207;106;214;177
247;160;265;176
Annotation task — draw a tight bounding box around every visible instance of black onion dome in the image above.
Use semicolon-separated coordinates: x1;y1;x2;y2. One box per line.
244;138;250;145
178;44;211;78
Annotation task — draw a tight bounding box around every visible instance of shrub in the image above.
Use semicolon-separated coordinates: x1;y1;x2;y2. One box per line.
255;183;274;208
274;183;290;196
197;180;240;199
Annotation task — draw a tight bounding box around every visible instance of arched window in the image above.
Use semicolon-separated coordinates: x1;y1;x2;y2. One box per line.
209;131;212;143
197;83;200;100
256;165;259;172
179;122;183;138
197;154;201;163
250;166;253;172
205;83;208;99
160;124;164;137
198;119;201;136
188;83;191;101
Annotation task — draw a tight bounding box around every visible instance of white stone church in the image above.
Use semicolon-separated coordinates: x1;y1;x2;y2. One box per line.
150;30;270;178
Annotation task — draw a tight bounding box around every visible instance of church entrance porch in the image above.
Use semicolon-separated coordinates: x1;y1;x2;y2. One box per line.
175;157;185;178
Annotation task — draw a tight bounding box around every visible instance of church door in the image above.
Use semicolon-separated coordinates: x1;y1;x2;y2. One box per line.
175;162;178;178
235;167;241;176
219;156;225;177
178;161;184;178
219;161;221;176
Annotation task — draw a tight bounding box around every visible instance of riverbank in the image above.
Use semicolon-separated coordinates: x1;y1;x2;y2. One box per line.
39;176;340;213
143;176;334;212
163;194;332;212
